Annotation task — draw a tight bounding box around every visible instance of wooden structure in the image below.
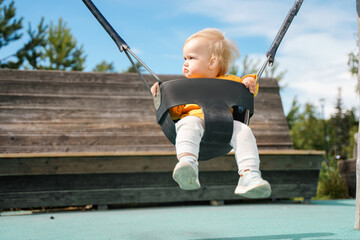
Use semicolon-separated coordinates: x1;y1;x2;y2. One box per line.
339;134;358;198
0;69;323;209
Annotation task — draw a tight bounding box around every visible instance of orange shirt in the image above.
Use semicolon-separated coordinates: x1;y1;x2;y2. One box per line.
169;74;258;120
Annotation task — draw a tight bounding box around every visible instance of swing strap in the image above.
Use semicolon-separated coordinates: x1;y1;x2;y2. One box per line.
257;0;304;79
82;0;161;94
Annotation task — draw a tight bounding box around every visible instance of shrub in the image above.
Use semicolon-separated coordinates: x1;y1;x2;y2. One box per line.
316;157;349;199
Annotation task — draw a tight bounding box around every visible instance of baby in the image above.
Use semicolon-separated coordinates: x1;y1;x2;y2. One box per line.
151;28;271;198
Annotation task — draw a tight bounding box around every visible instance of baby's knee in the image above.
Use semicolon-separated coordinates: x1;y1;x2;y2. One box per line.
233;121;255;140
176;116;204;134
241;123;252;135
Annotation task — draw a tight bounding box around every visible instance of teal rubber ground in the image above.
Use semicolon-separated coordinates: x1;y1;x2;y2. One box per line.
1;199;360;240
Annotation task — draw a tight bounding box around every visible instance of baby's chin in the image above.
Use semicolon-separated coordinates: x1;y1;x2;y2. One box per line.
183;72;192;78
184;74;202;79
183;72;209;78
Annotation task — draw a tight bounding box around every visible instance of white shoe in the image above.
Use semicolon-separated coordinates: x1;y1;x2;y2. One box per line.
234;169;271;198
172;161;201;190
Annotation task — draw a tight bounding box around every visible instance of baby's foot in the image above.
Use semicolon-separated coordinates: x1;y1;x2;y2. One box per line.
172;161;201;190
234;169;271;198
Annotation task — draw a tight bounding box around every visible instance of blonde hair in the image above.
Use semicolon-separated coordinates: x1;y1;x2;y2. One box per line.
184;28;240;76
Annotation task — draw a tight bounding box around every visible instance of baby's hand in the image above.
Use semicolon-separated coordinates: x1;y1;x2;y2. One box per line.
242;76;256;94
151;82;159;96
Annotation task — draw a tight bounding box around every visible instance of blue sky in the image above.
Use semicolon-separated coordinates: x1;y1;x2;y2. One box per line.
2;0;359;118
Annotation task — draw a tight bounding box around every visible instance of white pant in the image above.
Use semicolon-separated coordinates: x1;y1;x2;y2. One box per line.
175;116;260;173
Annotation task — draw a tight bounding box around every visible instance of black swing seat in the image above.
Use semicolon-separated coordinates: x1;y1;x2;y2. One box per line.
154;78;254;161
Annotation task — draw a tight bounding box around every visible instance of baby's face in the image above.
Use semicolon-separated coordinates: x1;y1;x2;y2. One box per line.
182;38;218;78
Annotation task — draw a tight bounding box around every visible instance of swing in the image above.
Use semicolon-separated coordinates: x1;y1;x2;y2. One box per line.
82;0;303;160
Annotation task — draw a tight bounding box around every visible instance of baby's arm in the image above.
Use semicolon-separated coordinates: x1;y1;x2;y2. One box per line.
242;76;256;94
151;82;159;96
150;82;184;120
241;74;259;96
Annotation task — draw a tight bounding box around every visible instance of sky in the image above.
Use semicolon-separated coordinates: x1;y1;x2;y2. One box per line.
2;0;359;118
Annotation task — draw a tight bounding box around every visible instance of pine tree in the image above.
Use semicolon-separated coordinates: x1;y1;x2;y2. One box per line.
0;0;22;48
5;17;48;69
286;96;301;130
327;88;358;160
43;18;86;71
0;0;23;66
21;17;48;69
93;60;115;72
288;102;324;150
239;55;260;76
230;55;286;86
125;62;143;73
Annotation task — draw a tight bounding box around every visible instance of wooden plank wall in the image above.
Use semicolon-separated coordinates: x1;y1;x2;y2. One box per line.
0;69;322;209
0;69;293;154
0;151;323;209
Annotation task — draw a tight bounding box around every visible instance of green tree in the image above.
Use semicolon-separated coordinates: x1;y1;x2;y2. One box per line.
1;1;86;71
0;0;22;48
4;17;48;69
288;102;324;150
124;61;143;73
93;60;115;72
327;88;358;159
287;91;358;159
231;55;286;85
0;0;23;65
21;18;48;69
43;18;86;71
264;61;287;83
348;36;359;76
286;96;301;130
238;55;260;76
348;51;358;76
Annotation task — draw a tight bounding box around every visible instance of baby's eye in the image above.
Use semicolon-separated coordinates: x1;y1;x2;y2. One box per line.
184;56;195;61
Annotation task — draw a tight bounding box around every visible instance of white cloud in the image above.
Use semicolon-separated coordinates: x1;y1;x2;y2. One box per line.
177;0;289;39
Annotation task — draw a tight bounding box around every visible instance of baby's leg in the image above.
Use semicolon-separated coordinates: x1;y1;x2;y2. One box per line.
173;116;204;190
230;121;271;198
230;121;260;172
175;116;204;162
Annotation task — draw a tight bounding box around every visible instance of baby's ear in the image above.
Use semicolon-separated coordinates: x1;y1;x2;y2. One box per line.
209;56;218;70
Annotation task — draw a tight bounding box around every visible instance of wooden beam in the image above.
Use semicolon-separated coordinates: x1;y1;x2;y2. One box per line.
0;149;324;158
0;150;324;176
0;179;319;209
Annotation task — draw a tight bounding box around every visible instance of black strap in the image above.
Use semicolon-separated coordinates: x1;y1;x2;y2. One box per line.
155;78;254;160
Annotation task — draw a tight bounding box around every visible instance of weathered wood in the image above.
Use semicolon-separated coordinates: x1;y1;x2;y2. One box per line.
339;159;356;198
0;149;323;209
0;171;319;209
0;95;154;109
0;70;292;153
0;145;175;154
0;170;319;193
0;69;279;87
0;108;156;122
0;150;323;176
1;80;151;96
0;69;293;154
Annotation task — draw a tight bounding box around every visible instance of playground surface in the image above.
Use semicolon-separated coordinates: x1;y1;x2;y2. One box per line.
0;199;359;240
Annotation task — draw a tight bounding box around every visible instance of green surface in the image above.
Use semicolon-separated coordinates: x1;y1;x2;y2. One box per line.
1;200;359;240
